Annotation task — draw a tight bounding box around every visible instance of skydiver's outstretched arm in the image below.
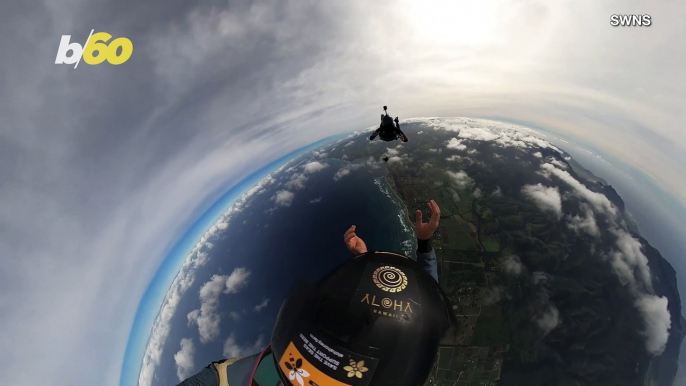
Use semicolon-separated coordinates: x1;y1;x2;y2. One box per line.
395;120;408;142
370;127;381;140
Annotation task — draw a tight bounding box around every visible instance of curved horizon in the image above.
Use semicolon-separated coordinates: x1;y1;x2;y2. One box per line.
124;117;686;385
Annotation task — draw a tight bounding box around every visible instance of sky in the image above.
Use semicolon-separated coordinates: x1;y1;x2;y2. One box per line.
1;1;685;385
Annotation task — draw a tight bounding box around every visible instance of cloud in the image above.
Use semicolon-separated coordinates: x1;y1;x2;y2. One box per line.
521;184;562;220
187;268;250;343
253;298;270;312
473;188;482;198
483;287;503;305
446;170;474;190
635;294;671;355
417;118;563;155
138;181;268;386
225;267;251;294
187;275;228;343
532;271;549;285
229;312;241;321
535;162;671;354
387;156;404;164
538;163;616;216
446;138;467;151
174;338;195;381
271;190;295;207
533;151;542;158
448;188;460;202
334;163;363;181
223;333;266;358
386;148;400;156
566;204;600;237
303;161;328;174
285;173;308;190
503;255;523;275
536;304;560;335
309;197;323;203
547;158;567;169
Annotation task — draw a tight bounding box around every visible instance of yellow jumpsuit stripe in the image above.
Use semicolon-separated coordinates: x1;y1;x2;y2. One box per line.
213;358;240;386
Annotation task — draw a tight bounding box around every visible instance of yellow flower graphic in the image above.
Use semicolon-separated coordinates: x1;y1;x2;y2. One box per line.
343;359;368;378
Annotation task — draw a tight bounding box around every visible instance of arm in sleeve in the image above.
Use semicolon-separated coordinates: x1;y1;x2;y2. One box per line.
416;239;438;282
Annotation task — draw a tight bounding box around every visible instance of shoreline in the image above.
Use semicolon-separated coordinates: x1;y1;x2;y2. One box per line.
379;165;417;255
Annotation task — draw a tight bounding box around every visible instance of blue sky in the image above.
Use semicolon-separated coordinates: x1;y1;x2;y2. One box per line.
1;1;685;385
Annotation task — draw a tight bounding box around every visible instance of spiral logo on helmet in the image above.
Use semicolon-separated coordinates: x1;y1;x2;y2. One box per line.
372;266;408;293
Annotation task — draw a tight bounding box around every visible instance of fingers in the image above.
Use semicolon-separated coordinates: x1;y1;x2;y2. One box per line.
428;200;440;227
415;210;423;227
344;225;357;244
429;200;440;216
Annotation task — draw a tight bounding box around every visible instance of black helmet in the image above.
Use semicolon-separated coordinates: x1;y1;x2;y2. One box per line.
271;251;455;386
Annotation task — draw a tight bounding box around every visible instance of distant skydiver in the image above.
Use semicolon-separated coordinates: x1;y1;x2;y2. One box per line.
370;106;408;142
178;201;450;386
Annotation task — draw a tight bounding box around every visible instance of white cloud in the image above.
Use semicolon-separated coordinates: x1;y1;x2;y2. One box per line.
539;163;616;217
532;271;549;285
566;204;600;237
309;197;323;203
446;138;466;151
490;187;502;197
229;311;241;321
548;158;567;169
187;275;227;343
521;184;562;220
415;118;562;154
285;173;308;190
533;151;542;158
536;304;560;335
334;168;351;181
334;163;363;181
303;161;328;174
139;176;270;385
534;162;671;355
448;188;460;202
635;294;671;355
187;267;250;343
386;148;400;156
225;267;251;294
446;170;474;190
223;333;266;358
503;255;523;275
174;338;195;381
253;298;270;312
483;287;503;305
473;188;482;198
446;155;461;162
271;190;295;207
387;156;404;164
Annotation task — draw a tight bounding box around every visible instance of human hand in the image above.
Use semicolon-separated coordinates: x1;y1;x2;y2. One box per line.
344;225;368;256
415;200;441;240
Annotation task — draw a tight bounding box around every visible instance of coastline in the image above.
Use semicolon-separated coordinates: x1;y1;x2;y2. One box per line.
380;165;417;255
